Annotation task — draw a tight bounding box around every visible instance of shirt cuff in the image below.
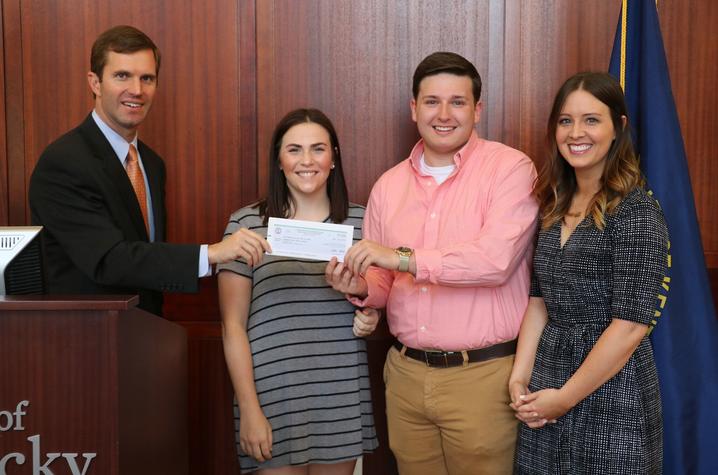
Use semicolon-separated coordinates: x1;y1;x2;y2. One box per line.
413;248;442;283
347;294;369;307
346;271;387;308
198;244;212;277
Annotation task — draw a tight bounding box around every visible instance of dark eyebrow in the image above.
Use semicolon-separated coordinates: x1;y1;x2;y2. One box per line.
421;94;468;100
558;112;605;117
284;142;328;148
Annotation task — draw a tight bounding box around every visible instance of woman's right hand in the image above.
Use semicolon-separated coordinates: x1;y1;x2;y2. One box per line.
239;406;273;463
509;380;529;411
353;308;380;337
509;380;556;428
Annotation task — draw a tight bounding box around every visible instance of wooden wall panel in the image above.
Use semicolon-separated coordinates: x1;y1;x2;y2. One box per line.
659;0;718;267
3;0;25;225
0;1;6;225
188;336;239;475
502;0;620;165
144;0;257;325
256;0;501;206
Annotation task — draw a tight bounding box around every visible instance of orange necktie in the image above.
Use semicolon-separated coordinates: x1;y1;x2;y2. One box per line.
125;144;149;234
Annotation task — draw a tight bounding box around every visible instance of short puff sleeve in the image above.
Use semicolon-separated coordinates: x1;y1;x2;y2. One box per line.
610;197;668;324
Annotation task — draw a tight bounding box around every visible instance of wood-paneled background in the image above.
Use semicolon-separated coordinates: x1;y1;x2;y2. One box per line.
1;1;716;473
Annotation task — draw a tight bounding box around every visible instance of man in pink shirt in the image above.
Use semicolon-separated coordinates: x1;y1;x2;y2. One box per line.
326;52;538;474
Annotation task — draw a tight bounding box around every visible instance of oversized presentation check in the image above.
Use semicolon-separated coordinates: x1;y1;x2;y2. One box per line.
266;217;354;262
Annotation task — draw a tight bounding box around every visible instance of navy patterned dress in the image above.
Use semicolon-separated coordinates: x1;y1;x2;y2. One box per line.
515;188;668;474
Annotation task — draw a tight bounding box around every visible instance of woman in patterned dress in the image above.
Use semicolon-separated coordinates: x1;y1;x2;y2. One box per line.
510;72;667;474
218;109;379;474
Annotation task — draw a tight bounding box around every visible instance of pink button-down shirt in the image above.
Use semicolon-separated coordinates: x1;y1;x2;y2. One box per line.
357;132;538;351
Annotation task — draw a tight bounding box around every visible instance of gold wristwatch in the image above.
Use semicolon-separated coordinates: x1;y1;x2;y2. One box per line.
394;247;413;272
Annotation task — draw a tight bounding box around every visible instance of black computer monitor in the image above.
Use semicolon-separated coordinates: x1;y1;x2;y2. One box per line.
0;226;45;295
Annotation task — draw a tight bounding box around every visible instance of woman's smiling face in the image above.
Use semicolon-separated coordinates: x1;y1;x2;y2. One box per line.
556;88;617;179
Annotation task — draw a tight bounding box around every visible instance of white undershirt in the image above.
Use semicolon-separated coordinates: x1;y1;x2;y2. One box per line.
420;154;456;185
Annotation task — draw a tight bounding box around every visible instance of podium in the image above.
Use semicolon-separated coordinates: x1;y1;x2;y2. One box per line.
0;296;188;475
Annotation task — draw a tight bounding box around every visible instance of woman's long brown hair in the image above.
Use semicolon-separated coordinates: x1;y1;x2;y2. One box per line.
258;108;349;225
535;72;644;230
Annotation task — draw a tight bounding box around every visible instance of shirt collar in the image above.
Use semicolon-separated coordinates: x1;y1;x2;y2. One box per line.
92;110;139;164
408;130;481;173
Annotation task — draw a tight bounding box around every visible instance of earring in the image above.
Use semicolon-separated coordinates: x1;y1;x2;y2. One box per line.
330;163;335;169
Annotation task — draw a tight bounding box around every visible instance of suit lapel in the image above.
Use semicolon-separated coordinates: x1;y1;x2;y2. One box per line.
77;114;149;240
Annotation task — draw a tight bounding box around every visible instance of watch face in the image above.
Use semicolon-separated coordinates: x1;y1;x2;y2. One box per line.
396;247;413;255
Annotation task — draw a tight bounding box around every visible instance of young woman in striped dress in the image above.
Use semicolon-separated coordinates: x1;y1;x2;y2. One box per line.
218;108;378;474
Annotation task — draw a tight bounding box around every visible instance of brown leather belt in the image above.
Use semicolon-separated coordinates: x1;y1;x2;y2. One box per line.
393;339;517;368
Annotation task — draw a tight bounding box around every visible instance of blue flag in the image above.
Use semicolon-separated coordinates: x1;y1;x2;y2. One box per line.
609;1;718;473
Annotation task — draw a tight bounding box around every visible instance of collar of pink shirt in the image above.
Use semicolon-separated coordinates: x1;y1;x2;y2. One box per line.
407;130;481;174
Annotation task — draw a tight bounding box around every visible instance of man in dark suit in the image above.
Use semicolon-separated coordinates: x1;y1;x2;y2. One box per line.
28;25;259;316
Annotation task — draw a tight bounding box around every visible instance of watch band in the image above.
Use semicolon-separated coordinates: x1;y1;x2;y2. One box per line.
397;253;410;272
395;247;413;272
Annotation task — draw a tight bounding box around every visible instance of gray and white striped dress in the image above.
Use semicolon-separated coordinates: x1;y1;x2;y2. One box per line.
218;204;378;472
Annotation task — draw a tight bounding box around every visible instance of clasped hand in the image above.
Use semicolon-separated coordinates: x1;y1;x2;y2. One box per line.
509;382;569;429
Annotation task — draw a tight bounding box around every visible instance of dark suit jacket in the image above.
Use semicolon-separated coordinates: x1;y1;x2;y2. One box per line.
28;114;200;315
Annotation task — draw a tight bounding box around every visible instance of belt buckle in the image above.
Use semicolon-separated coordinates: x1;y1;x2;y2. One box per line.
424;350;450;368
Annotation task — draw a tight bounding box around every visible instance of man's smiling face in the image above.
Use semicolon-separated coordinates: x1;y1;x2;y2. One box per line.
88;49;158;141
411;73;481;166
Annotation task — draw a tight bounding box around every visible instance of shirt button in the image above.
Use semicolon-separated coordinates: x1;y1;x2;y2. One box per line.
421;287;427;292
430;213;436;219
420;325;427;331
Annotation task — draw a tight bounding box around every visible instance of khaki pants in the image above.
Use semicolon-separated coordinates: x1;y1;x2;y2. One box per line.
384;346;517;475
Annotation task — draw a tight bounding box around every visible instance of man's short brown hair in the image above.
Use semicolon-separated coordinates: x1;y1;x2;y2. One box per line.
412;52;481;104
90;25;161;78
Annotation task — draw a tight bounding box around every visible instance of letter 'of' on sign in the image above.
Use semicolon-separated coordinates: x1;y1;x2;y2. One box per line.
0;401;28;431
